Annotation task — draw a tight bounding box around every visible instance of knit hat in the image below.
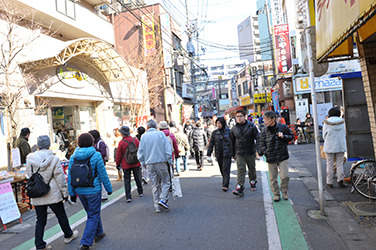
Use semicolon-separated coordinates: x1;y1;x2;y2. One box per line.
20;127;31;136
119;126;130;136
159;121;169;130
78;133;94;148
328;107;341;117
37;135;50;149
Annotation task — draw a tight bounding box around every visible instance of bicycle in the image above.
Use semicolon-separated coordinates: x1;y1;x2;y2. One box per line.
350;159;376;200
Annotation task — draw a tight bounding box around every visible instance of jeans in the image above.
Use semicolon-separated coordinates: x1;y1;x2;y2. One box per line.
175;156;187;173
268;159;289;196
35;202;73;249
148;162;170;210
218;157;231;188
235;154;256;188
79;193;104;246
195;150;204;166
123;167;143;199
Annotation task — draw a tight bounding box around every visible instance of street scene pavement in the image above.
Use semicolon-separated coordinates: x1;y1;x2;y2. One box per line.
1;143;376;250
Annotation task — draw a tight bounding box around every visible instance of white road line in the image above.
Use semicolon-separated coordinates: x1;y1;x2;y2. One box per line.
261;170;282;250
30;186;134;250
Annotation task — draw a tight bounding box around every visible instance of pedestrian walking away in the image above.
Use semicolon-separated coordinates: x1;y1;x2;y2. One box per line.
137;120;173;213
323;107;347;189
207;117;232;192
26;135;78;249
116;126;143;203
68;133;113;249
136;126;149;184
15;127;31;165
189;121;208;171
174;125;190;175
230;109;259;197
304;113;314;143
113;128;123;181
258;111;294;202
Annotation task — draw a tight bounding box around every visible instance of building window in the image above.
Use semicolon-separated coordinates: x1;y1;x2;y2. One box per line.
238;84;242;96
220;93;228;99
238;26;242;32
56;0;76;19
242;81;249;94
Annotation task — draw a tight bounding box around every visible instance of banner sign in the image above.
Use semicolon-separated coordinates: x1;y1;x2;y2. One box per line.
273;24;292;74
254;93;272;103
272;91;280;112
240;94;251;106
294;75;342;93
182;83;194;99
160;13;172;68
142;14;156;56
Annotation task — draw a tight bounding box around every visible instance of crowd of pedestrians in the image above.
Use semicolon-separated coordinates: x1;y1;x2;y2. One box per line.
18;105;350;249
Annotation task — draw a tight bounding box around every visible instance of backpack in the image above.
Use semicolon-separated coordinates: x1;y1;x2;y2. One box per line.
25;165;52;198
96;139;109;162
70;153;96;188
123;138;139;164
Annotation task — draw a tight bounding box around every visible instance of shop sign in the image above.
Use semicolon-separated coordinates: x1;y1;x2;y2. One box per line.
0;182;21;224
136;115;154;127
182;83;194;99
240;94;251;106
294;75;342;94
219;99;230;110
182;105;193;123
254;93;272;103
283;80;293;97
142;14;157;56
160;13;172;68
274;24;292;74
316;0;375;60
230;77;237;99
272;0;284;25
57;63;90;89
53;107;64;119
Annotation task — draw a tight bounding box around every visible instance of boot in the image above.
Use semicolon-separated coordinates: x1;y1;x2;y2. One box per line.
115;170;122;181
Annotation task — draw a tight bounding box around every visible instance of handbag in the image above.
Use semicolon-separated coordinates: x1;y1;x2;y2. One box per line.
25;165;52;198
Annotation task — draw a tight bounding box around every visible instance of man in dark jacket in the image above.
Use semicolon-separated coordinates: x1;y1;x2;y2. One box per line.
15;127;31;165
189;121;207;170
230;109;259;197
258;111;293;202
207;117;232;191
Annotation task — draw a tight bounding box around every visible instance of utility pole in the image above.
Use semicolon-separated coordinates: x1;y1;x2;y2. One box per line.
264;0;277;85
306;2;325;215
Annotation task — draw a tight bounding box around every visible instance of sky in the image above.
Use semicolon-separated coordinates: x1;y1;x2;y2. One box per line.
148;0;257;65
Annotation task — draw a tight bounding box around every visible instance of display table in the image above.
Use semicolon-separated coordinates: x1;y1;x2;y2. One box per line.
10;177;30;208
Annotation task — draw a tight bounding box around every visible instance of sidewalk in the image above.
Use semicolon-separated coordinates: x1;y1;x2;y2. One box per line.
287;143;376;249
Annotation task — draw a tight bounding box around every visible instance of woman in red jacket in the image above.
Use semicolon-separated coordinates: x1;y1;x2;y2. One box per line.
116;126;143;203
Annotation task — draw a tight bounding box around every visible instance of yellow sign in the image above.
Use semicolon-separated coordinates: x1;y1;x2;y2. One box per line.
316;0;376;61
254;93;272;103
240;95;251;106
142;14;156;56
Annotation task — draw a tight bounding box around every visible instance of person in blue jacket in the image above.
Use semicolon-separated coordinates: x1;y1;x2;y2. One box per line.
68;133;113;250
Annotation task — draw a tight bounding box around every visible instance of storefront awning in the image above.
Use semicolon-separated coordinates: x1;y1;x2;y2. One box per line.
224;106;243;114
18;38;137;84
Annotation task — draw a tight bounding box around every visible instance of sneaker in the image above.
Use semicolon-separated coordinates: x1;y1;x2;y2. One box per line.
158;200;169;209
222;187;228;192
78;245;91;250
327;184;333;189
232;185;244;197
142;177;148;185
94;233;106;242
155;208;162;213
41;245;53;250
64;230;79;244
273;195;280;202
139;193;144;197
282;192;288;200
127;198;132;203
250;181;257;191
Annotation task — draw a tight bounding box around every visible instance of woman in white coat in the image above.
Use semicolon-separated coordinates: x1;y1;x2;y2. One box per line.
323;108;347;189
26;135;78;250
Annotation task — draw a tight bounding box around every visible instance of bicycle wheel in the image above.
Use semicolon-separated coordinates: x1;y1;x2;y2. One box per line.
351;160;376;200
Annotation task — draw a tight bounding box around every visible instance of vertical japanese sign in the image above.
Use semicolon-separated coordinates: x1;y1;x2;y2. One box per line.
273;24;292;74
272;91;280;113
142;14;156;56
160;13;172;68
